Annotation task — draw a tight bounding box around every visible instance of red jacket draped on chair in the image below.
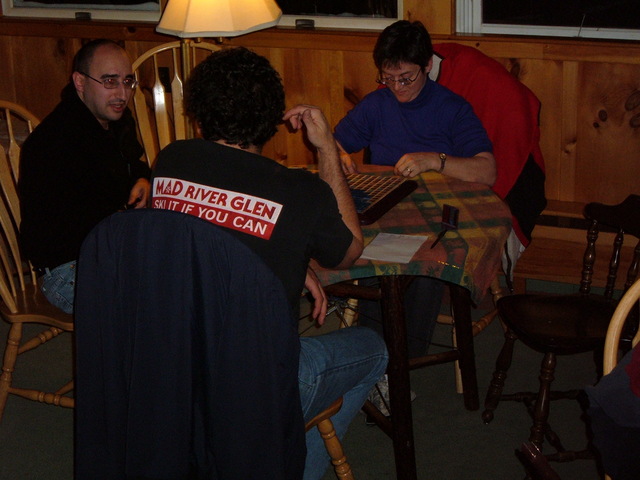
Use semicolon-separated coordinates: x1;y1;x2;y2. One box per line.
432;43;547;247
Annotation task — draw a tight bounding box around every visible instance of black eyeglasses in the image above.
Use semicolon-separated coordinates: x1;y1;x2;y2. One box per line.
80;72;138;90
376;69;422;87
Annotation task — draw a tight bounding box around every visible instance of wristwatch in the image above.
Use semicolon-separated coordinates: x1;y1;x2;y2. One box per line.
437;153;447;173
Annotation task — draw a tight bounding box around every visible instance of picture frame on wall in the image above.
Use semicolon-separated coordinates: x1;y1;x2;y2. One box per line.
0;0;161;22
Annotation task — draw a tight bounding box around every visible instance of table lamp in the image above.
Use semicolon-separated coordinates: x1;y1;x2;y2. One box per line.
156;0;282;78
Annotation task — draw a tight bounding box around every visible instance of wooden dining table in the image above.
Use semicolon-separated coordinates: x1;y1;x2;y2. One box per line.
313;168;512;480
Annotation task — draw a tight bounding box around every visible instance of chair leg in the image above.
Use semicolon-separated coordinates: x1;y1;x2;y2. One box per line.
0;323;22;423
56;381;74;396
529;351;556;449
482;328;518;423
19;326;64;354
340;296;359;328
317;418;354;480
442;276;504;394
519;442;562;480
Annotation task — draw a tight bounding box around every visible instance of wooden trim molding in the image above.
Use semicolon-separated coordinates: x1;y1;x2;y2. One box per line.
0;16;165;41
1;16;639;63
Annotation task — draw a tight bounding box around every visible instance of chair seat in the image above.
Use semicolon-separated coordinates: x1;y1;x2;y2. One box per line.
498;294;615;353
0;284;73;329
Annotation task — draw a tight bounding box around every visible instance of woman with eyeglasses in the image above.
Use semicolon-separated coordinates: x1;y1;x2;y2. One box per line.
334;20;495;185
333;21;496;360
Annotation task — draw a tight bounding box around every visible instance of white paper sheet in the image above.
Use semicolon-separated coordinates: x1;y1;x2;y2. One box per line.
360;233;429;264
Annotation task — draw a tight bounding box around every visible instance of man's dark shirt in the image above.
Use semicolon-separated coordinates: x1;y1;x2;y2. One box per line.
19;84;150;269
151;139;353;313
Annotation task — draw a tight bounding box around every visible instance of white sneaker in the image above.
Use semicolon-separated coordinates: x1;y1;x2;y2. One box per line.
366;374;417;418
368;374;391;416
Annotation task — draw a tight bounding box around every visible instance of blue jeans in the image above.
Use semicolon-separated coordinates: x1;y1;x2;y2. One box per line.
39;260;77;314
299;326;388;480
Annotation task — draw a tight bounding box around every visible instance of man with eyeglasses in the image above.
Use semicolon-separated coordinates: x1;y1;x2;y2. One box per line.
333;20;496;363
19;38;150;314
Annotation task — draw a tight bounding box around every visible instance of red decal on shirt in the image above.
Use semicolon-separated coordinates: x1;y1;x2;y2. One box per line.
153;177;282;240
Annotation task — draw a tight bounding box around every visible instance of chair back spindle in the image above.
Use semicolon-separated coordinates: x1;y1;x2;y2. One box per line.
151;53;172;149
0;101;39;180
626;242;640;291
580;220;599;295
131;41;220;167
583;195;640;299
604;229;623;300
171;49;186;140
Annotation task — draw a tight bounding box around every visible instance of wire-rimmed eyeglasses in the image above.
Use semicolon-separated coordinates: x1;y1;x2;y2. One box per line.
376;69;422;87
80;72;139;90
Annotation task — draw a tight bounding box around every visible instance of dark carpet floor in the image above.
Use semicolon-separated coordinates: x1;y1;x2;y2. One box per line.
0;279;603;479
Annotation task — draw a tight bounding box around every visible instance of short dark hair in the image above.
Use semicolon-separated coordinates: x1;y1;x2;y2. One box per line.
373;20;434;71
72;39;125;74
184;47;285;149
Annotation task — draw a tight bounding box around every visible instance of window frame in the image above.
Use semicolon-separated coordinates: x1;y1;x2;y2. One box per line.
0;0;160;22
456;0;640;41
276;0;403;31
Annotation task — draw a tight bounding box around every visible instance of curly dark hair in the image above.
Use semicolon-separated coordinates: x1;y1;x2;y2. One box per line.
373;20;434;71
184;47;285;149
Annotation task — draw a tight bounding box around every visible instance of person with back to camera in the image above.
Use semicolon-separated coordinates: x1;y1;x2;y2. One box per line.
333;20;496;364
150;46;389;480
19;39;151;314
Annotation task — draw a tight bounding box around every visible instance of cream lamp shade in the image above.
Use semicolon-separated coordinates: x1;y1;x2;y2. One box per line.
156;0;283;38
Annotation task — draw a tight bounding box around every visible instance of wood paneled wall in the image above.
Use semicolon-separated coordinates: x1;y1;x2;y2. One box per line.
227;32;640;213
1;4;639;214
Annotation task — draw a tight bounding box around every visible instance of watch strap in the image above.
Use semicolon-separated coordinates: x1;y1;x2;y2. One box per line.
437;153;447;173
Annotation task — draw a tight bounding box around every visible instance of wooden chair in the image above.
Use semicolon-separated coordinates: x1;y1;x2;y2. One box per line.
0;102;74;423
131;40;220;167
0;100;40;195
305;397;355;480
521;276;640;480
482;194;640;466
603;277;640;375
600;278;640;480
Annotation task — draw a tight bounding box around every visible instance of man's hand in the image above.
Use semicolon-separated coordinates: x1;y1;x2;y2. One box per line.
127;178;150;209
283;105;335;153
304;266;328;325
284;104;363;269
